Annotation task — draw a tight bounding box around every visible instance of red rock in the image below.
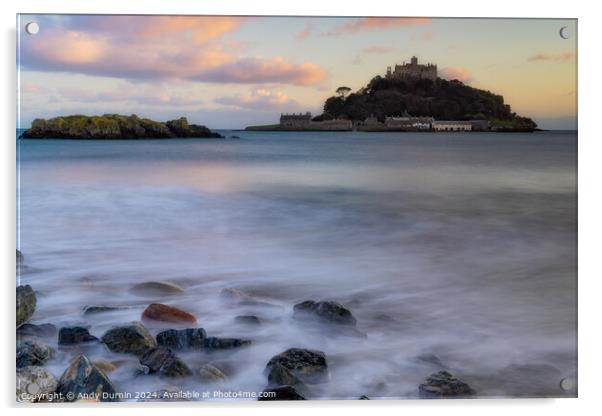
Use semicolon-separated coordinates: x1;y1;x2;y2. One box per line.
141;303;197;325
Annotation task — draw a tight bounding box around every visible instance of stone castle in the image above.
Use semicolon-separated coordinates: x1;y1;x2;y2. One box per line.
386;56;437;82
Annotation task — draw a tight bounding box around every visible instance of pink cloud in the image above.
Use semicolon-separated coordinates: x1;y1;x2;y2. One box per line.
422;30;434;41
296;23;313;40
197;57;328;86
528;52;575;62
326;17;431;35
440;67;473;83
21;15;328;87
215;88;300;110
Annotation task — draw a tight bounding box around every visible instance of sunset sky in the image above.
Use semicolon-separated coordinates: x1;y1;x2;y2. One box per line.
18;15;577;129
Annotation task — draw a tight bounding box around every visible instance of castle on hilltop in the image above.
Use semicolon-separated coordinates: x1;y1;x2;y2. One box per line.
386;56;437;82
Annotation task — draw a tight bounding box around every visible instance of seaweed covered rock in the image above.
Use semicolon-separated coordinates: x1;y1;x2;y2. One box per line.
56;355;117;402
139;347;191;378
265;348;328;384
16;340;54;368
156;328;206;350
16;285;36;328
293;300;357;326
418;371;475;398
198;363;228;383
21;114;222;139
101;322;156;356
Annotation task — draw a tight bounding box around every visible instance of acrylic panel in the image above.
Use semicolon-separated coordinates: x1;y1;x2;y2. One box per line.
16;15;577;402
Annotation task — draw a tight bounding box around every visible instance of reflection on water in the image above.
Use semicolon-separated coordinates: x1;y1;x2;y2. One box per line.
17;131;577;399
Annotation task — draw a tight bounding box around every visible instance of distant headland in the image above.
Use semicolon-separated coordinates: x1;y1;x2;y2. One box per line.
20;114;223;139
246;56;538;133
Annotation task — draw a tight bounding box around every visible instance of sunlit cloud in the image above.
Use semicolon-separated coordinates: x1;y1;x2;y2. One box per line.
196;57;328;86
20;15;328;87
325;17;431;36
440;66;473;83
528;52;576;62
215;88;300;110
296;23;313;40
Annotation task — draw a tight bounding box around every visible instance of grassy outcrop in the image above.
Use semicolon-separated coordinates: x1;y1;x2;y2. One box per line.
22;115;222;139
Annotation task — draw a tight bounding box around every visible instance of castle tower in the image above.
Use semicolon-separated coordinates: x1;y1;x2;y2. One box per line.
411;56;418;66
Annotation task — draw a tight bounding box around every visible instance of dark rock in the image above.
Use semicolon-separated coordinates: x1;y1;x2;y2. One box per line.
131;281;184;296
59;327;99;345
16;285;36;328
17;249;24;264
293;300;357;326
139;347;191;378
141;303;197;325
258;385;306;401
17;323;57;338
265;348;328;383
359;395;370;400
21;115;222;140
82;305;128;315
203;337;251;350
156;328;206;350
56;354;117;402
17;340;55;368
198;363;228;383
234;315;261;325
16;366;58;403
267;363;307;392
418;371;475;398
230;135;241;139
101;322;156;355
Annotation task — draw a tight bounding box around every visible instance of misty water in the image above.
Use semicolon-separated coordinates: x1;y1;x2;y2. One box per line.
17;131;577;399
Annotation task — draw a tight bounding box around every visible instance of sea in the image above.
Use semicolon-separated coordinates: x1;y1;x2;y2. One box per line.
16;130;577;399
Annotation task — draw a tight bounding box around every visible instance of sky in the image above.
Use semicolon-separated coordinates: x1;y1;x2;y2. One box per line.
17;15;577;129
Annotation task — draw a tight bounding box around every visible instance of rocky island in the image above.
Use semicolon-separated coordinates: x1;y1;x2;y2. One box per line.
246;56;538;132
21;114;223;139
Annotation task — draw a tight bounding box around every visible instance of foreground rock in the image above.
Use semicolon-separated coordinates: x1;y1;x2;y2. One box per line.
139;347;191;378
17;340;55;368
418;371;475;398
82;305;129;316
259;385;306;401
101;322;156;355
198;363;228;383
142;303;197;325
203;337;251;350
131;281;184;296
56;355;117;402
16;366;58;403
265;348;328;384
293;300;357;326
156;328;206;350
267;363;308;393
58;327;99;345
16;285;36;328
22;115;223;139
17;323;57;338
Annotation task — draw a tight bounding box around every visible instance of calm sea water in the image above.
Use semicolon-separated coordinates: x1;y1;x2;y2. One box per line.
17;130;577;399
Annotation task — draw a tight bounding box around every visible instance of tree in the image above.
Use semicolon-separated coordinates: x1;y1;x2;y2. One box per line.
336;86;352;99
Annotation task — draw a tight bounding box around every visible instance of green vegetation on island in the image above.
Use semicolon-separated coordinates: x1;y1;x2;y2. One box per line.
317;76;537;130
21;114;223;139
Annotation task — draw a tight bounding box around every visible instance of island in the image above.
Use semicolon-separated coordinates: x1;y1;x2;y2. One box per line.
20;114;223;139
246;56;538;132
